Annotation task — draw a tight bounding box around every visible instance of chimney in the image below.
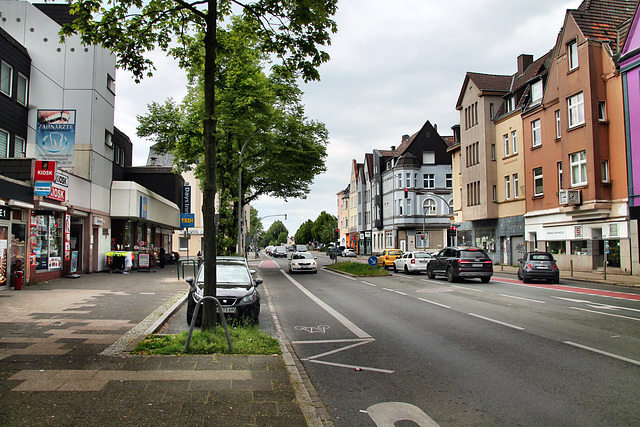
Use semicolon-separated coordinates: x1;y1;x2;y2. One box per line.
517;54;533;75
391;146;396;151
150;156;157;166
402;134;410;142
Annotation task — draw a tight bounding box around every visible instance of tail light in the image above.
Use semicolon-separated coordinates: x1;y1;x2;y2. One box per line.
411;259;415;264
526;263;532;270
484;260;492;264
553;264;558;271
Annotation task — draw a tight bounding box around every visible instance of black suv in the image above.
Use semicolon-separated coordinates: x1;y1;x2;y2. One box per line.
427;246;493;283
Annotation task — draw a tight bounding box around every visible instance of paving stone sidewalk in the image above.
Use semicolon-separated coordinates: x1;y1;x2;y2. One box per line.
0;265;317;426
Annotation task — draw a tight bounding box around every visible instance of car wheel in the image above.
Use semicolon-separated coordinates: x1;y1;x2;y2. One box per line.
517;272;522;280
446;267;456;283
481;276;491;283
393;264;398;273
523;276;530;283
552;278;560;284
427;269;435;279
404;265;409;274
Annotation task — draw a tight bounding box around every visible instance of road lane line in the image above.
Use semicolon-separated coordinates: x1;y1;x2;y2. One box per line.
564;341;640;366
324;268;358;280
281;270;371;339
417;298;451;309
452;285;483;292
468;313;525;330
500;294;546;304
303;340;373;361
569;307;640;322
293;338;375;345
554;297;640;313
361;281;377;287
305;359;394;374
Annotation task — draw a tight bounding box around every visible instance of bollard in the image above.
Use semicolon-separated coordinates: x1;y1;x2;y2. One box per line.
570;259;574;277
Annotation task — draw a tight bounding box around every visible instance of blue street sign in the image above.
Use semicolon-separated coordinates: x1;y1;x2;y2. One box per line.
180;213;195;228
34;181;52;196
183;185;191;213
368;256;378;266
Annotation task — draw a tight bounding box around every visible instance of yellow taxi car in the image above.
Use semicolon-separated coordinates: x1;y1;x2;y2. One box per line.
377;249;403;269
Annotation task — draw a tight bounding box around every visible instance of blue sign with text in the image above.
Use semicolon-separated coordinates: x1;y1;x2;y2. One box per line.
180;213;195;228
183;185;191;213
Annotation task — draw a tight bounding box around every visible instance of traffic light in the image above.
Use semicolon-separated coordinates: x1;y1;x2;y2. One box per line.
420;234;424;240
448;226;457;237
404;188;409;198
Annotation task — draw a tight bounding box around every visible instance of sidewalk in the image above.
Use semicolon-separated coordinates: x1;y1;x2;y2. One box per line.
0;264;321;426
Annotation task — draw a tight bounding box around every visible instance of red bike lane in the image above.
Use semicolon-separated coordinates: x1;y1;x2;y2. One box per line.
492;276;640;301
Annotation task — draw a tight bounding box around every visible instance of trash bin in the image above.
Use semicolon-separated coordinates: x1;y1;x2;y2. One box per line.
14;271;23;290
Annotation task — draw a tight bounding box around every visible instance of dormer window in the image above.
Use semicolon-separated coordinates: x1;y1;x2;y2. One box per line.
505;96;515;113
568;40;578;70
531;80;543;104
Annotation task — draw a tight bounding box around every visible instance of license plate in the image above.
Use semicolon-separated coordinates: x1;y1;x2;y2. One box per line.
536;266;549;269
222;307;237;314
473;263;483;267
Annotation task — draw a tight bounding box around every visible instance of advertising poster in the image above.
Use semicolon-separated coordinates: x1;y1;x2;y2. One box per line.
35;110;76;167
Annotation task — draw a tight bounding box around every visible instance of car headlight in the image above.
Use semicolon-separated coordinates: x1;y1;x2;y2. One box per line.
241;291;258;304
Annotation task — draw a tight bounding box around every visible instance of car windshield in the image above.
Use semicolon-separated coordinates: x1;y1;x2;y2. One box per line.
460;250;489;260
531;253;553;261
389;250;402;256
414;253;430;258
293;253;313;260
197;263;252;286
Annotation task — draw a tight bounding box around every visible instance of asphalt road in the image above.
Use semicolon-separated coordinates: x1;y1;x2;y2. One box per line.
261;253;640;426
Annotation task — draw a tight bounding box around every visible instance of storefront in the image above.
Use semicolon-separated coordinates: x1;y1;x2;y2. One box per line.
0;204;29;290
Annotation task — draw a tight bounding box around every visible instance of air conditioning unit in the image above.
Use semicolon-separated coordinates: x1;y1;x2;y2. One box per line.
559;189;581;205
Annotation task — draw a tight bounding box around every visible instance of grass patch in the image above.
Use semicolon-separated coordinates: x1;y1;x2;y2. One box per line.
325;261;389;276
132;324;281;355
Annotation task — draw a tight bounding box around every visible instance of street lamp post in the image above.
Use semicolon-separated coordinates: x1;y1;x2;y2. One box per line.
237;132;259;257
254;213;287;258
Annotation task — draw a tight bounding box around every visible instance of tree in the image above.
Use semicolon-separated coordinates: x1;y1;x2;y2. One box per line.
62;0;337;329
294;220;314;244
136;19;329;249
312;211;337;245
260;221;288;247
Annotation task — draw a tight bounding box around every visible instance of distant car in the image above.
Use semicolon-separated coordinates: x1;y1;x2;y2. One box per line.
393;251;432;274
186;259;263;326
217;255;249;268
336;246;346;256
343;248;357;257
273;246;288;258
427;246;493;283
517;251;560;283
288;252;318;273
377;249;403;269
295;244;308;252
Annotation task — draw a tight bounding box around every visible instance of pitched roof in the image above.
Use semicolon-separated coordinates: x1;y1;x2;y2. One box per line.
571;0;640;53
467;72;513;93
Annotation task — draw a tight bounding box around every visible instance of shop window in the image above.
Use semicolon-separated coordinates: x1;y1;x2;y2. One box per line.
571;240;587;255
475;228;496;253
32;214;63;270
546;241;566;255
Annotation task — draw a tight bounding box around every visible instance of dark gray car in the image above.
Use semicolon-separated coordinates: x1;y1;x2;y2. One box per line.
517;252;560;283
427;246;493;283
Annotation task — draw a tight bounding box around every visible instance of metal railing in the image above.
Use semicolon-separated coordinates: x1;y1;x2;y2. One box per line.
184;289;233;353
177;259;198;280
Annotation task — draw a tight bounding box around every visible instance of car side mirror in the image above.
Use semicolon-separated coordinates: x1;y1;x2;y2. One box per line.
186;277;194;286
250;269;256;275
255;278;264;287
517;258;522;263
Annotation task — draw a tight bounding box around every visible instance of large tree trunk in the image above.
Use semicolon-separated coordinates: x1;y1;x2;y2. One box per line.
201;0;218;330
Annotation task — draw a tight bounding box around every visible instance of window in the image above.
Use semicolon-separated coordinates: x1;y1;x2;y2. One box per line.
0;129;8;157
546;241;566;255
491;144;496;161
503;134;510;156
406;199;411;216
570;150;587;186
601;160;610;183
511;131;517;154
397;174;402;188
448;200;454;214
179;237;189;251
505;96;515;113
531;80;543;104
505;175;511;200
17;73;28;106
105;130;113;147
445;173;452;188
531;119;541;147
513;173;519;198
1;61;13;96
598;101;606;122
423;174;435;189
558;162;563;191
568;40;578;70
490;103;494;119
405;173;411;188
107;73;116;93
14;136;25;158
492;185;497;202
555;110;561;139
568;92;585;128
423;199;436;215
423;151;435;164
534;167;544;196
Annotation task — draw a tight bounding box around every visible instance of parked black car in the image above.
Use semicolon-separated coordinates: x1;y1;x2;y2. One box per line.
186;259;263;326
426;246;493;283
517;252;560;283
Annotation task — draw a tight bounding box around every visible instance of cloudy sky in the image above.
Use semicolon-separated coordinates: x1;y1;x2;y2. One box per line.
115;0;582;236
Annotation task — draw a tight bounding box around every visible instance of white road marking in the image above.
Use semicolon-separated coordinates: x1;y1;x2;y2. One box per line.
306;359;394;374
303;340;374;361
452;285;483;292
468;313;525;330
368;402;440;426
292;338;374;345
564;341;640;366
569;307;640;322
555;297;640;313
417;298;451;309
281;270;371;338
324;268;358;280
500;294;546;304
361;281;377;287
